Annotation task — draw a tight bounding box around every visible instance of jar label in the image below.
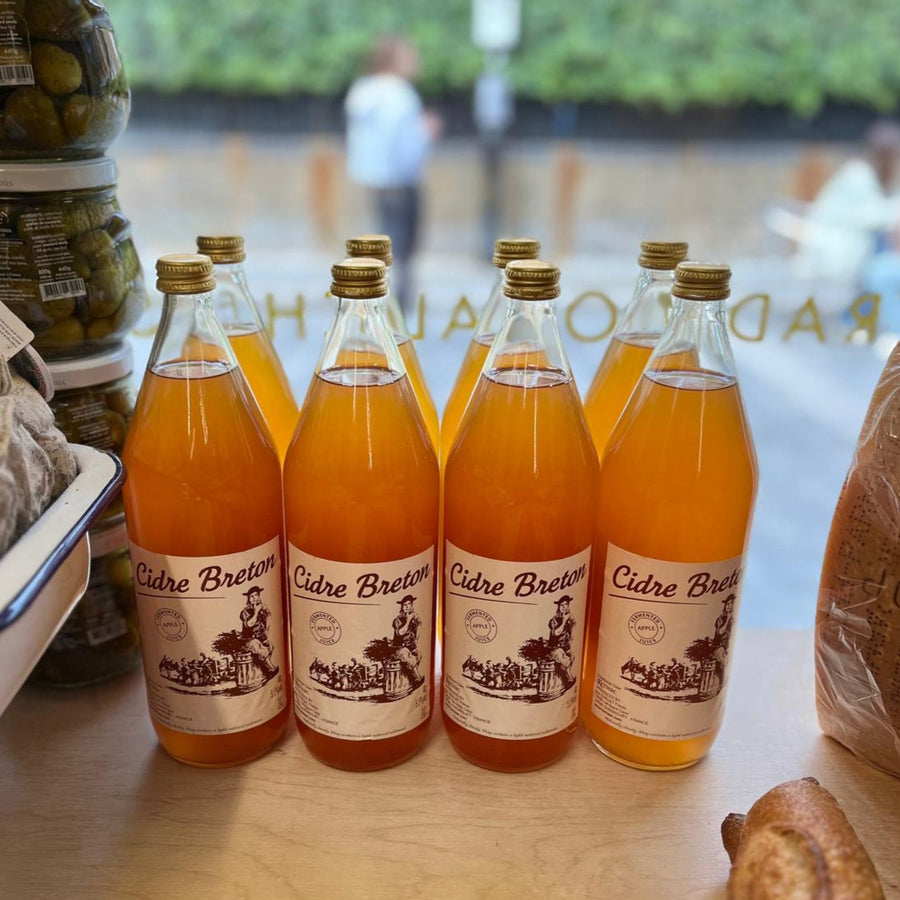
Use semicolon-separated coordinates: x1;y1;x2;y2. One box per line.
590;543;744;741
131;537;287;736
0;208;87;309
0;4;34;86
442;542;591;741
289;545;434;741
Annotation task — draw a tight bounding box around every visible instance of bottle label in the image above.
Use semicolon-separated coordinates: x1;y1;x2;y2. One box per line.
591;543;744;741
131;537;287;736
289;545;435;741
443;542;591;741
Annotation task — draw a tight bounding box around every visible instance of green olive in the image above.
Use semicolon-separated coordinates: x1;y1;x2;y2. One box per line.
25;0;91;41
72;228;114;260
69;249;91;279
34;315;85;351
88;260;125;317
4;86;65;150
104;551;132;591
31;42;83;96
62;93;126;145
104;385;134;418
100;408;126;449
84;314;116;340
44;296;76;322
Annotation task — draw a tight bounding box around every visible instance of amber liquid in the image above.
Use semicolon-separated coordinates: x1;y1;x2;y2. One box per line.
581;369;757;769
397;336;440;451
441;336;491;464
227;327;298;462
284;366;439;771
583;334;655;458
444;361;599;772
122;360;288;767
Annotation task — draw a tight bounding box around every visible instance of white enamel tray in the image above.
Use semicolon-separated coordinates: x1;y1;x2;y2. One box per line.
0;445;124;713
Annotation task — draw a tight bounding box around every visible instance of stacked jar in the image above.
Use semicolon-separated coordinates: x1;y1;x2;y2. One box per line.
1;2;147;685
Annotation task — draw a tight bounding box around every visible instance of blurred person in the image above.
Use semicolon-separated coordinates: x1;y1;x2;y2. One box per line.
794;121;900;332
345;35;442;313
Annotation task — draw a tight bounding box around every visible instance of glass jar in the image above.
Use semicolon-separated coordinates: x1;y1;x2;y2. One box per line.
0;158;146;358
30;519;140;687
48;340;133;521
0;0;130;159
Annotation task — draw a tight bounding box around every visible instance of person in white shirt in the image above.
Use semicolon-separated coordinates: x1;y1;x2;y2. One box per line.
345;36;442;312
795;121;900;329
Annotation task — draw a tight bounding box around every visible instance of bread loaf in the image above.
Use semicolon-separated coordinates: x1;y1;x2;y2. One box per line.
722;777;884;900
816;342;900;776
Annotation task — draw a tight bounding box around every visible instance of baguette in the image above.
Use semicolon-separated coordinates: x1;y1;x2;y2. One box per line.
722;777;884;900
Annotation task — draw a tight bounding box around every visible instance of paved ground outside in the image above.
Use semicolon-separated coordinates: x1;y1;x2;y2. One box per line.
115;127;893;631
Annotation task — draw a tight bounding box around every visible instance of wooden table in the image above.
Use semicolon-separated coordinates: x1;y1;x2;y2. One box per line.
1;630;898;899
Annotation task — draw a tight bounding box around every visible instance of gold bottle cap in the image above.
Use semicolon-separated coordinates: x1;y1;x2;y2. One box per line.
196;235;246;264
346;234;393;267
504;259;561;301
639;241;689;270
493;237;541;268
672;262;732;301
330;257;388;299
156;254;216;294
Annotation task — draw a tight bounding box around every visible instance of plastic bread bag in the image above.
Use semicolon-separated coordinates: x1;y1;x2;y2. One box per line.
816;342;900;777
0;350;76;555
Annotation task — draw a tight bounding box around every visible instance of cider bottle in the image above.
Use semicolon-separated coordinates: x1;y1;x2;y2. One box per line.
197;234;299;461
441;237;540;464
583;240;688;457
122;255;289;767
581;263;758;770
346;234;439;451
284;257;439;771
443;260;599;772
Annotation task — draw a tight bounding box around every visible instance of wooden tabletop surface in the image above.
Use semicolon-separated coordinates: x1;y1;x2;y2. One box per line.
1;629;898;900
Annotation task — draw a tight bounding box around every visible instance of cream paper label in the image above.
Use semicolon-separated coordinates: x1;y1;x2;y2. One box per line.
591;543;744;741
443;542;591;740
132;537;287;735
289;545;435;741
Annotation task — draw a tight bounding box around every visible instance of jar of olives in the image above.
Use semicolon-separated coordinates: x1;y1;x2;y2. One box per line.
0;0;130;159
48;340;132;520
0;158;146;358
29;519;140;687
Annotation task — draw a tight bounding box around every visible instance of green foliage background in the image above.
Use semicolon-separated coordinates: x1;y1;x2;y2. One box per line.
105;0;900;115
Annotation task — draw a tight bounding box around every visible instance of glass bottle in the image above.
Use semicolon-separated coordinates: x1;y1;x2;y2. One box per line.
583;240;688;458
197;234;298;461
581;263;758;770
284;257;439;771
345;234;439;451
122;254;288;768
441;237;540;464
443;260;599;772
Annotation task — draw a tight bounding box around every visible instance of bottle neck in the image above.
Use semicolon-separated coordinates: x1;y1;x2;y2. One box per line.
210;261;265;335
483;294;573;385
616;266;676;339
383;269;411;340
317;292;407;379
648;296;737;383
473;270;506;344
148;290;238;377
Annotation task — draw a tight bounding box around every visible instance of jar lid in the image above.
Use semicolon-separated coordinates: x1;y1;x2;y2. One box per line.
47;342;134;391
0;157;118;193
89;518;128;558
